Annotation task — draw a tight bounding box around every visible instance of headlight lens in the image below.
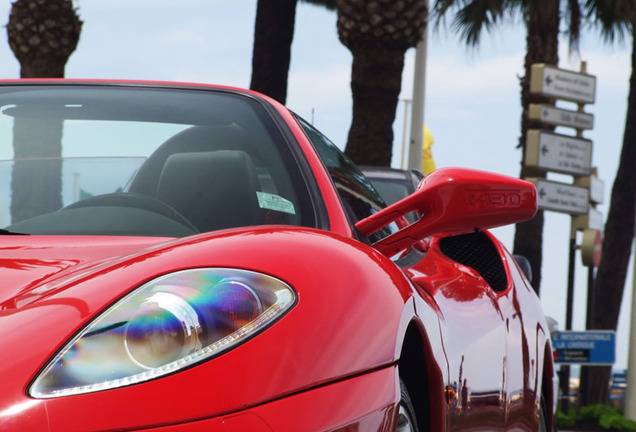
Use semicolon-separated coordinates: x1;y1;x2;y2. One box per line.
30;268;295;398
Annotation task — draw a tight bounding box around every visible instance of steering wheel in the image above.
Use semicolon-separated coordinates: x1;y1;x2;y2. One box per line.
64;192;199;233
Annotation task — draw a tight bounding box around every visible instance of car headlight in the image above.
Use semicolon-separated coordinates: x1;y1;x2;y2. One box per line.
29;268;296;398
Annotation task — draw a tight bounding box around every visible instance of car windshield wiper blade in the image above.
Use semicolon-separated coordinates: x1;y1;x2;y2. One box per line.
0;228;28;235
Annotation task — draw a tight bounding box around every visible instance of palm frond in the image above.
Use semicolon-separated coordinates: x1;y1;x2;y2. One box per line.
432;0;518;46
452;0;511;46
583;0;633;44
565;0;582;53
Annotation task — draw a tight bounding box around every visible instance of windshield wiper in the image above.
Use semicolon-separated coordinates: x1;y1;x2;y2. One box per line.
0;228;28;235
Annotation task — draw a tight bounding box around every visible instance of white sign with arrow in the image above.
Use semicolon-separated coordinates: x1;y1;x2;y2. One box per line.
525;130;593;176
528;104;594;130
531;178;589;215
530;64;596;104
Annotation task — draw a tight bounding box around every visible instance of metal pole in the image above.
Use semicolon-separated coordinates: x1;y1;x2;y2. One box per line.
579;265;596;406
406;1;428;170
560;236;577;413
401;99;412;169
586;266;595;329
562;60;588;411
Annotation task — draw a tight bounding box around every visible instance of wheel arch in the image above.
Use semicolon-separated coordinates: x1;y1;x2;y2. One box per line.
541;340;557;431
398;319;447;432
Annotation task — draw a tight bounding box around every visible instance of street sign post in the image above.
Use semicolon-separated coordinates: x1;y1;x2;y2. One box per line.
530;64;596;104
553;330;615;365
530;178;589;215
573;207;604;232
528;103;594;130
576;173;605;205
525;130;593;176
581;228;603;267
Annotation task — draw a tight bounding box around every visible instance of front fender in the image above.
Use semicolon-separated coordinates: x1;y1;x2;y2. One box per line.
3;227;420;431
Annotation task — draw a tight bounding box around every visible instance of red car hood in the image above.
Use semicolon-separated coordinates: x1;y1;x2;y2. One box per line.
0;235;167;309
0;228;413;432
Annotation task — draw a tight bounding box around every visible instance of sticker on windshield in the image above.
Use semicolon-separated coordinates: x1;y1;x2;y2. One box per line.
256;192;296;215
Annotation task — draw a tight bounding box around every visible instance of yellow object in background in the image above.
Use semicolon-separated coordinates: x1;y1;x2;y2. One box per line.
422;125;436;175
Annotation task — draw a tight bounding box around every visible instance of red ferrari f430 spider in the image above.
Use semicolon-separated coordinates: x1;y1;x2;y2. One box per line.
0;80;555;431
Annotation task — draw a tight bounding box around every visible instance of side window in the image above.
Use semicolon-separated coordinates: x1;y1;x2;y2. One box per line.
294;115;396;242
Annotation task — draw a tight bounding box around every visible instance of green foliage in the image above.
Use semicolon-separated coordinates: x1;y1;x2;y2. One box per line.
579;404;621;420
557;405;636;431
599;413;636;431
556;409;576;427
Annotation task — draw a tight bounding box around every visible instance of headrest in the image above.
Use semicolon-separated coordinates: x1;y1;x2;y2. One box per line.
130;125;252;196
156;150;261;231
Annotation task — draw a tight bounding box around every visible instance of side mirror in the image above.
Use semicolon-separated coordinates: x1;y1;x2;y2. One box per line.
355;167;537;257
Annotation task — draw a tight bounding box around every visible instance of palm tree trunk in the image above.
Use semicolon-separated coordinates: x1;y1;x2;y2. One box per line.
10;118;63;222
249;0;298;104
583;25;636;406
344;46;404;166
512;1;560;295
7;0;82;223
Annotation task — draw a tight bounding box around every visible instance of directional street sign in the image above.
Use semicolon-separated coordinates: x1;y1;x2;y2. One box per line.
552;330;615;365
530;178;589;215
528;103;594;130
525;130;593;176
530;64;596;104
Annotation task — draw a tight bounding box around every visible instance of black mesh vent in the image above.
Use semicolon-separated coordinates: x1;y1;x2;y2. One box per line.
439;232;509;292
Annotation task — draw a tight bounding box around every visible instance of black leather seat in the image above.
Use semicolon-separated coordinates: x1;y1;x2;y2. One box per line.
130;125;252;197
156;150;262;232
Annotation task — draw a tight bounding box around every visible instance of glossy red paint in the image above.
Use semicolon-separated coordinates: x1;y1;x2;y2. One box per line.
406;231;551;431
0;236;166;308
0;80;554;432
99;366;399;432
0;228;416;431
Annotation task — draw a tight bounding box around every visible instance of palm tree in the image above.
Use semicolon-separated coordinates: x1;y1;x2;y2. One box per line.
336;0;428;167
576;0;636;406
250;0;298;104
6;0;82;222
250;0;336;104
7;0;82;78
251;0;426;167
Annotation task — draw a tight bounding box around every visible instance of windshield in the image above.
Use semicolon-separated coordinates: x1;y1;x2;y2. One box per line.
0;84;314;236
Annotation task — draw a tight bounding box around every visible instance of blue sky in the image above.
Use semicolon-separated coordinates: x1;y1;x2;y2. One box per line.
0;0;633;369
